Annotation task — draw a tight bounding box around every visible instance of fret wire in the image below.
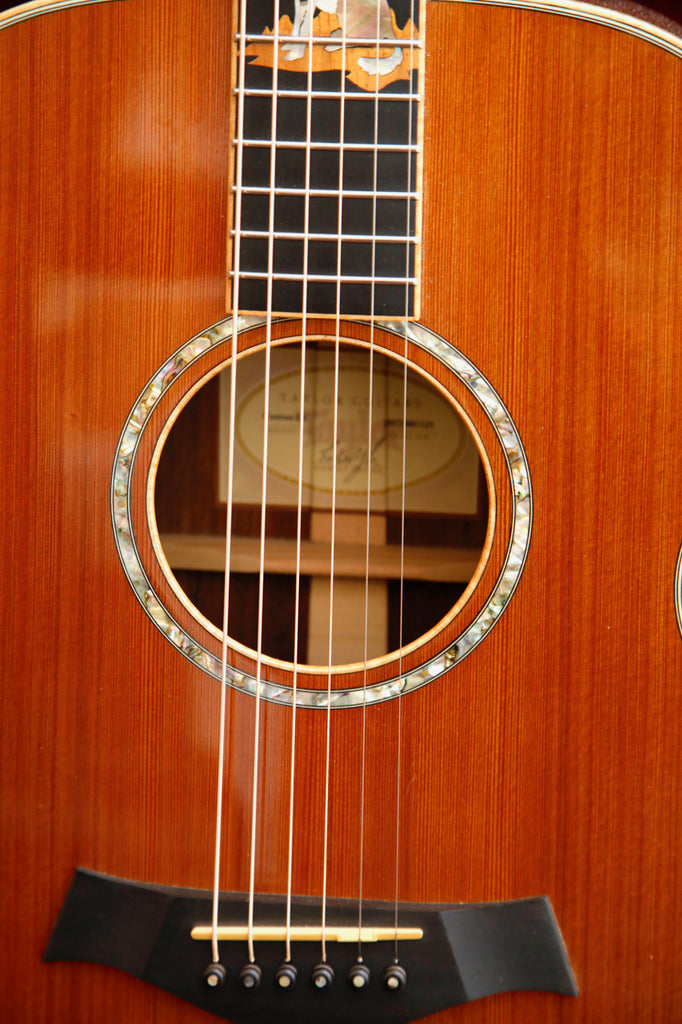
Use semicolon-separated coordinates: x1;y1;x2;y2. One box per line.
237;32;422;47
237;139;418;152
236;186;417;199
233;271;417;284
234;230;418;243
238;88;421;102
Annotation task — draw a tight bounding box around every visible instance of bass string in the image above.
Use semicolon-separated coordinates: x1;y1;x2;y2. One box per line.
210;0;251;967
245;0;285;966
284;7;317;967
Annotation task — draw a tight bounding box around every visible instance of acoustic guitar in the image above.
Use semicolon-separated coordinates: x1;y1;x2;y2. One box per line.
1;0;681;1020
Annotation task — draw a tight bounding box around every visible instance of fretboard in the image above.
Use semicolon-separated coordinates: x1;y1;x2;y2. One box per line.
232;0;422;319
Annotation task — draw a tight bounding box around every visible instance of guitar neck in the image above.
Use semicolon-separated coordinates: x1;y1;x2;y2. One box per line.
230;0;424;318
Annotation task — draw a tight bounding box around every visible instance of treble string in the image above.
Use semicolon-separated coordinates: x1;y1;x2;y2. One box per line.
210;0;250;968
320;9;349;968
393;0;420;964
356;0;385;966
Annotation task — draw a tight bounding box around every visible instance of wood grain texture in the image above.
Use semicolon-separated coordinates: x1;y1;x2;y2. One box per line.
1;1;681;1022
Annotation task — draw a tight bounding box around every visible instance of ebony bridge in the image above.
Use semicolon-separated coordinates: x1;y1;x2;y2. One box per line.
45;869;577;1024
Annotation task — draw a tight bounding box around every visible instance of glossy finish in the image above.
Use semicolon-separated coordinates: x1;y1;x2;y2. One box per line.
1;1;681;1021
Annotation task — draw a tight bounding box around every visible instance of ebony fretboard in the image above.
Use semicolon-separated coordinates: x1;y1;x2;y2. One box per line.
233;1;421;318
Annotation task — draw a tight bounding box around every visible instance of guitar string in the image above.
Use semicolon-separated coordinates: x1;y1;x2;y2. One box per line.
245;0;283;966
393;0;420;963
212;0;418;971
284;6;316;967
356;2;385;966
210;0;250;967
320;16;349;969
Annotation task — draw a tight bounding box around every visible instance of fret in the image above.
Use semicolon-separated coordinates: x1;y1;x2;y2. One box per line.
234;272;418;286
239;88;421;103
237;32;422;49
239;205;415;239
236;139;419;153
236;280;415;318
236;187;418;200
235;231;419;244
242;150;416;194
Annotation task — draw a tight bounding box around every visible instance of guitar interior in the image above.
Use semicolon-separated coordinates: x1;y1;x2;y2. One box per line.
154;338;489;668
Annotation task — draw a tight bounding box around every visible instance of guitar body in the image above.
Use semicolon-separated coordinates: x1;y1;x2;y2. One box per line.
1;0;681;1020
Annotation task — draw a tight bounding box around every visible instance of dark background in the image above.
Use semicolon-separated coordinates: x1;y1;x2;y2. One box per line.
649;0;680;19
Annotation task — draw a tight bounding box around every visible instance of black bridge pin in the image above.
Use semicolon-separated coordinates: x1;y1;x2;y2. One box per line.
239;963;262;990
348;961;371;989
276;962;298;989
384;963;407;991
203;963;227;989
311;962;334;989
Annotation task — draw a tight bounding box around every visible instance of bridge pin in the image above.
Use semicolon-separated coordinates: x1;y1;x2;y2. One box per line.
311;962;334;989
239;963;262;990
348;962;371;989
276;962;298;989
384;963;407;991
202;963;227;989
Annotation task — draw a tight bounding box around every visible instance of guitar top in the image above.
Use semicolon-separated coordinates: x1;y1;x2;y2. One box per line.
1;0;681;1021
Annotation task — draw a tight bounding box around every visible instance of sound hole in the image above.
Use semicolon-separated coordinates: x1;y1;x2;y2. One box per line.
154;340;489;668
